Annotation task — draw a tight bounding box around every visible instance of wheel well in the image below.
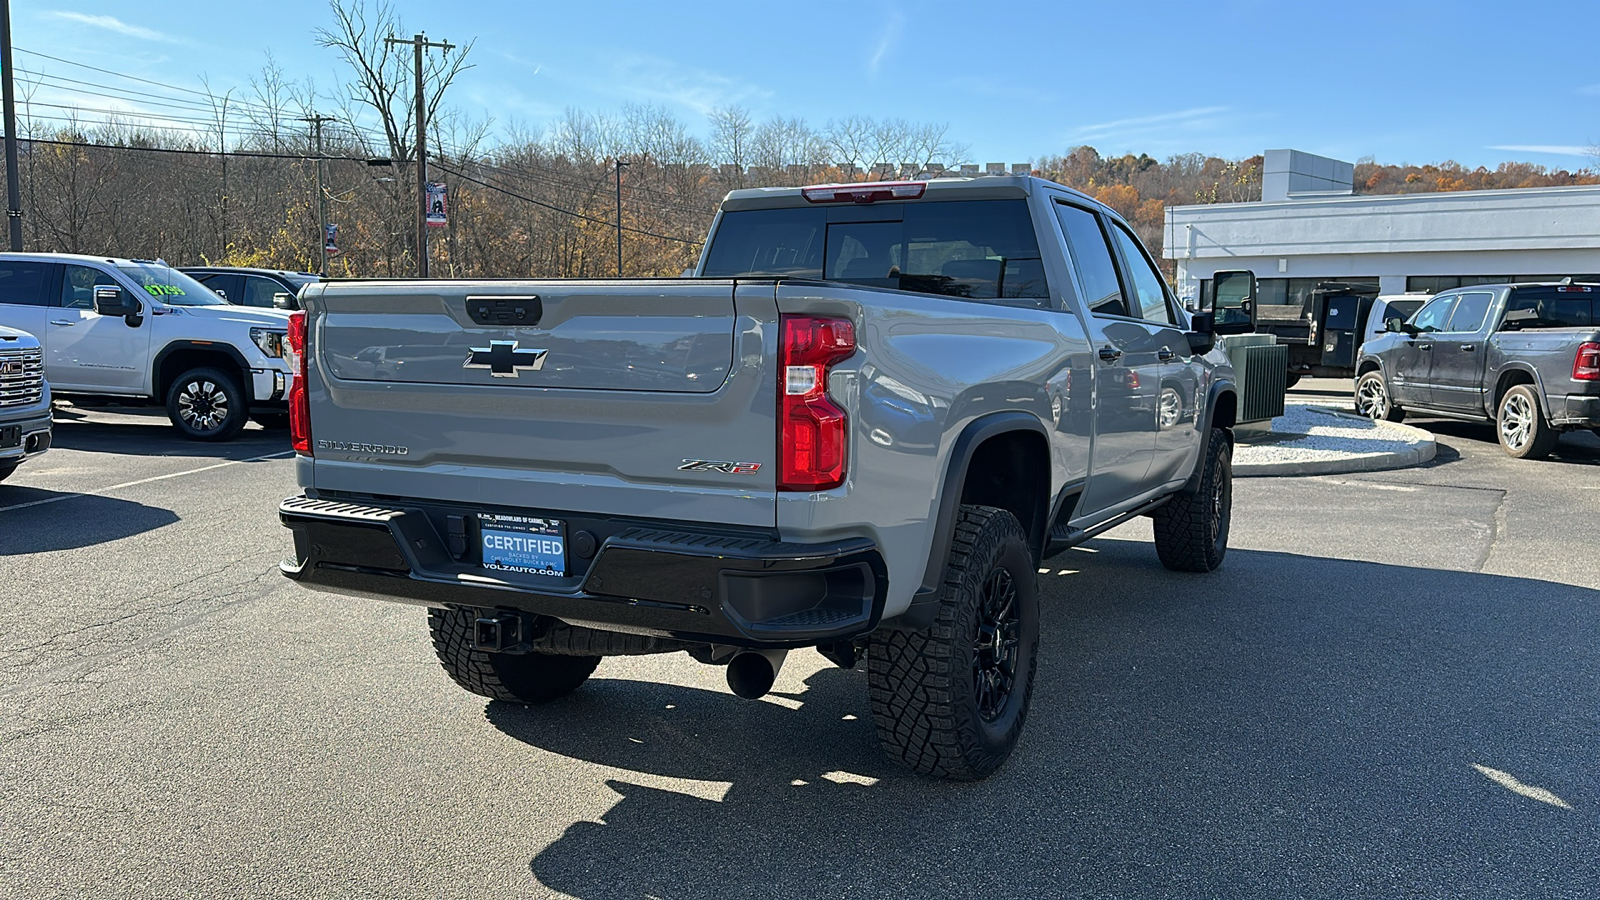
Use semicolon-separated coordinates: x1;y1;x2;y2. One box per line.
155;349;250;402
1357;359;1380;377
1493;368;1536;410
959;430;1049;558
1212;390;1237;431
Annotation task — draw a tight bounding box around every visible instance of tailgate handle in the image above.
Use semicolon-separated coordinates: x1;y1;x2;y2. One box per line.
466;295;542;327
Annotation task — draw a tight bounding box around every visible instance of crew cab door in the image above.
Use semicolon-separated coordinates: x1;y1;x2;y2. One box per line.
1052;200;1158;516
47;264;151;394
0;259;55;349
1104;218;1200;487
1427;290;1495;413
1390;293;1456;406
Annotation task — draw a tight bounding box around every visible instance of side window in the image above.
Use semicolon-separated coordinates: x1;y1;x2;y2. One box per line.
1054;203;1128;318
60;264;119;309
195;273;240;302
0;260;55;306
1108;222;1175;325
242;277;284;308
1410;295;1457;333
1444;291;1494;333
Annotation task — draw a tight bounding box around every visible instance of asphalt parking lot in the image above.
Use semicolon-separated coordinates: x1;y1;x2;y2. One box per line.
3;390;1599;899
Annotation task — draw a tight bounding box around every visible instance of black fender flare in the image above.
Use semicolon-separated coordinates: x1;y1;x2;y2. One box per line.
152;341;257;402
878;411;1049;632
1183;379;1237;493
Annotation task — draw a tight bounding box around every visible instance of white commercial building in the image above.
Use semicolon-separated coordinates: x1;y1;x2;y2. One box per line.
1163;149;1600;306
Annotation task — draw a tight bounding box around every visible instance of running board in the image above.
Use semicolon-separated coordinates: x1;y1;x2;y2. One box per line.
1042;496;1170;561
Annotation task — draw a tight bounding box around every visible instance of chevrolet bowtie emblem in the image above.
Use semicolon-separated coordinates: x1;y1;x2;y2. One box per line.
464;340;548;377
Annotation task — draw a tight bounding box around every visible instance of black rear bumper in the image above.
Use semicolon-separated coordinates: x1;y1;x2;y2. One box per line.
278;495;887;648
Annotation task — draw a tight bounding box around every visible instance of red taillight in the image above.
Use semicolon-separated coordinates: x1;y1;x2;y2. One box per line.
779;315;855;491
286;311;311;454
801;181;926;204
1575;342;1600;381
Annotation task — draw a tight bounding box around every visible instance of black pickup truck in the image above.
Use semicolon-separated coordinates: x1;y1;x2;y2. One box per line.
1354;282;1600;458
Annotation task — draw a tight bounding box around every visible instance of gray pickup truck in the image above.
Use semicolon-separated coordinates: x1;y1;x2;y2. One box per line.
0;324;51;482
278;175;1241;780
1355;282;1600;458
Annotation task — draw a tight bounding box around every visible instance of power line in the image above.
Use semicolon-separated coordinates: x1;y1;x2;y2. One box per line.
13;46;280;113
20;135;390;164
431;159;703;247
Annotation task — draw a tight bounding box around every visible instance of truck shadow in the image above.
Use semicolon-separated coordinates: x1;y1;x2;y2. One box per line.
47;409;292;461
0;491;179;554
493;542;1600;899
1412;419;1600;466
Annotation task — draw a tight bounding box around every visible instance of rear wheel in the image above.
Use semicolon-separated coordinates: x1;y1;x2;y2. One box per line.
1497;384;1558;460
166;367;248;441
1354;371;1404;422
429;608;601;703
866;505;1039;781
1151;427;1232;573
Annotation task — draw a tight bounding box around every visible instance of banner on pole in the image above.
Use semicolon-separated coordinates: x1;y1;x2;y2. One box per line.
426;182;448;227
324;223;340;255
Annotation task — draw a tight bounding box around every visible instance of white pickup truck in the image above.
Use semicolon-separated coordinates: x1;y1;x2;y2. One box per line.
0;253;295;440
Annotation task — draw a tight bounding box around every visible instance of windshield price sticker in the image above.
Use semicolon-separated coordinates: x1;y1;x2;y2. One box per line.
143;284;186;297
479;513;565;577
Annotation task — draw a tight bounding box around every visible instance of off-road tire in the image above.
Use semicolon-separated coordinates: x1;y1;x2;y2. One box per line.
866;505;1039;781
1496;384;1559;460
429;608;601;703
0;461;17;483
1151;427;1232;573
251;412;291;430
165;367;248;441
1355;371;1404;422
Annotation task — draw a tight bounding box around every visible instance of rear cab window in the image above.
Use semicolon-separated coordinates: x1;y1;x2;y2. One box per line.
702;199;1050;307
1502;285;1596;328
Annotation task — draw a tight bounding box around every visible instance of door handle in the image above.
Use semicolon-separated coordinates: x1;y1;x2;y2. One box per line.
1098;346;1122;363
1157;347;1175;361
1418;343;1432;350
1460;344;1476;352
50;319;74;326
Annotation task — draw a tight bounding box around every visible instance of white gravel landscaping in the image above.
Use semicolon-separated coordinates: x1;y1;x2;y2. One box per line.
1233;403;1436;475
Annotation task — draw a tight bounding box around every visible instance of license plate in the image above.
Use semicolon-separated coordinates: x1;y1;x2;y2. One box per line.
478;513;565;577
0;426;19;450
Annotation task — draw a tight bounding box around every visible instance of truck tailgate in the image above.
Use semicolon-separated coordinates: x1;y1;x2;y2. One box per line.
301;279;778;528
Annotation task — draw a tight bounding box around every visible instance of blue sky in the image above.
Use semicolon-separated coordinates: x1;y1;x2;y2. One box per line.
14;0;1600;171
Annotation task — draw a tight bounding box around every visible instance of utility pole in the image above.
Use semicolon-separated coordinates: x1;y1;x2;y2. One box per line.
2;0;24;250
386;32;453;279
302;113;337;275
615;158;628;277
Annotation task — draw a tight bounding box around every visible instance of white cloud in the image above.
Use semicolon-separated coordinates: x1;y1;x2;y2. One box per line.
1070;106;1232;142
867;13;904;77
1488;144;1592;157
44;11;180;43
602;54;770;116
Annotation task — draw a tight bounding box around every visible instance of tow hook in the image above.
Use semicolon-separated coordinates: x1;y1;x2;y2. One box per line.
725;649;788;700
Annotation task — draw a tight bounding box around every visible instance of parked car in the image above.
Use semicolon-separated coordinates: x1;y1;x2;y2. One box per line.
0;324;51;482
1355;282;1600;458
278;175;1244;780
179;267;323;310
0;253;295;440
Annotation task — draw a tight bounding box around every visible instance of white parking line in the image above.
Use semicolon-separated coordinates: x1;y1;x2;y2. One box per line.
0;450;294;514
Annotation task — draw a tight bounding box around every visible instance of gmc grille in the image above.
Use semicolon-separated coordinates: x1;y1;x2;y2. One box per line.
0;347;44;409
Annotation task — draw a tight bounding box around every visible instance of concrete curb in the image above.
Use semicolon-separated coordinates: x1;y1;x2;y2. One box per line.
1234;415;1437;478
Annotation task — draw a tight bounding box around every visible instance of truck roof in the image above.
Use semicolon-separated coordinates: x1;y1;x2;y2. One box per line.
719;174;1098;213
0;251;171;267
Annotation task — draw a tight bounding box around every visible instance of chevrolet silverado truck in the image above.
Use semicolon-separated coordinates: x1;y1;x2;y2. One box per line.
0;254;295;440
1355;281;1600;458
278;175;1241;780
0;324;51;482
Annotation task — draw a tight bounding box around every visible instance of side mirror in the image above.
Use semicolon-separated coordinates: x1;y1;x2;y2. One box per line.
1211;269;1257;336
1186;310;1216;355
93;285;140;318
272;292;295;310
213;288;228;299
1384;317;1405;333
